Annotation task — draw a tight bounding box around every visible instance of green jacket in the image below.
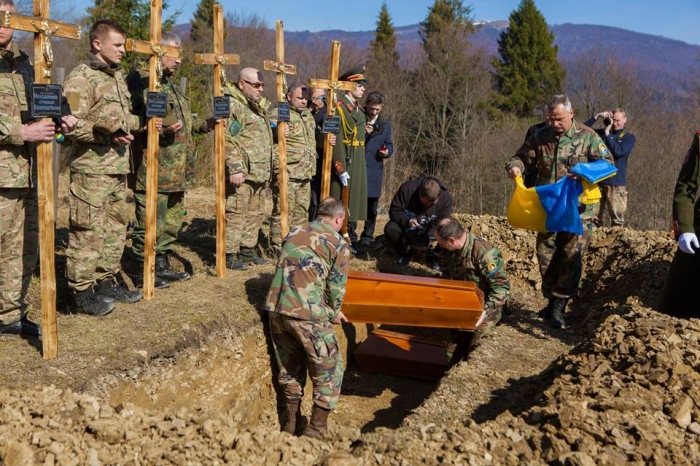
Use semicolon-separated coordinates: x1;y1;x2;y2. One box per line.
127;68;208;191
263;219;350;322
64;53;141;175
673;131;700;236
506;120;614;219
223;82;274;183
0;43;34;188
270;105;316;181
441;233;510;312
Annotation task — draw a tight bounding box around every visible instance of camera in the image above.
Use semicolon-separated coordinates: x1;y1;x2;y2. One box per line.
603;117;612;126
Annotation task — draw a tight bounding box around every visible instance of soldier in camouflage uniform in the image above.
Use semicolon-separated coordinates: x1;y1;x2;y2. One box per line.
659;129;700;318
0;0;76;336
223;67;274;270
268;82;317;252
262;197;350;438
63;20;144;316
127;32;213;288
436;218;510;357
506;94;614;328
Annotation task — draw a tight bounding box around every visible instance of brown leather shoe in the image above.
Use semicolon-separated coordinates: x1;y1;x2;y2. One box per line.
302;405;330;439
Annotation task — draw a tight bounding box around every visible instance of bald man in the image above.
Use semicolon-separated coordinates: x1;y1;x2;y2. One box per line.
223;68;274;270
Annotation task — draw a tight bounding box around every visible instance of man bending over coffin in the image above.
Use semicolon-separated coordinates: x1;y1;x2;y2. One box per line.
435;218;510;356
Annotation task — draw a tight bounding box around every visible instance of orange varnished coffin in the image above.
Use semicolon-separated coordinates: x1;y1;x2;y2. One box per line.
342;270;484;331
354;329;450;381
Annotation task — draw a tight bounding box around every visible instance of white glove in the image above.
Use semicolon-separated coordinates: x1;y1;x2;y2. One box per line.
339;171;350;187
679;232;700;254
475;309;487;328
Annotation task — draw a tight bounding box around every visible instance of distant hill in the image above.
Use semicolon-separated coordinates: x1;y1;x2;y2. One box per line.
282;21;700;95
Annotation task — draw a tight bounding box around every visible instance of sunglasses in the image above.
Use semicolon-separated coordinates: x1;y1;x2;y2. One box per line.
243;79;264;89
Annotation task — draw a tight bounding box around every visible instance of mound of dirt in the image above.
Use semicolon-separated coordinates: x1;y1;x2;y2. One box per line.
1;210;697;465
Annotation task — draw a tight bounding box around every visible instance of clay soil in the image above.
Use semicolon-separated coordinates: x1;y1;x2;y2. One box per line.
0;179;698;465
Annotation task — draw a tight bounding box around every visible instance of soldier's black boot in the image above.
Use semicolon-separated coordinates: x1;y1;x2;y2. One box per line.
155;254;191;282
133;259;170;289
549;298;569;329
95;278;143;304
74;287;116;317
302;405;330;439
240;247;269;265
0;317;42;337
537;299;555;320
226;253;248;270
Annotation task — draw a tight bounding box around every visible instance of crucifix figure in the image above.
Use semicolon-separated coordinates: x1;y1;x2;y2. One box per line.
307;41;356;200
263;20;296;240
124;0;182;298
194;2;240;278
0;1;80;358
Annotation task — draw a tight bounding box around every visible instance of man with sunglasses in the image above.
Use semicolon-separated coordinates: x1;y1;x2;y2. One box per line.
223;67;274;270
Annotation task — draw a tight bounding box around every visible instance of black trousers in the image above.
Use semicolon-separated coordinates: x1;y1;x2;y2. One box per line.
360;197;379;243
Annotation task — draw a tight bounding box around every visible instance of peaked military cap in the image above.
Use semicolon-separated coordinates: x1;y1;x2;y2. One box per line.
339;64;368;84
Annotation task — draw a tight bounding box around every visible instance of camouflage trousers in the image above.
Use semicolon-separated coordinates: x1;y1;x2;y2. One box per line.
225;180;269;254
0;188;38;325
596;184;627;227
131;191;185;257
269;179;311;250
268;312;344;410
536;220;595;300
66;173;128;292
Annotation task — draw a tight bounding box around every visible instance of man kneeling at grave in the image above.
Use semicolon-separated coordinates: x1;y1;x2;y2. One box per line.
435;218;510;357
385;176;453;267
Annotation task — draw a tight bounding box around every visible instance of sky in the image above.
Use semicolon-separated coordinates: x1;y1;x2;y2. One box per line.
59;0;700;46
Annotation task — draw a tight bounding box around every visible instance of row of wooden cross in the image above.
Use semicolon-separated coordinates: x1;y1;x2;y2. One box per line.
8;0;355;359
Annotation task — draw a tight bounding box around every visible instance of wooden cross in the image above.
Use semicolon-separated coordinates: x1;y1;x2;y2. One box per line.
263;20;296;238
124;0;181;298
307;41;356;199
2;3;81;359
194;3;240;277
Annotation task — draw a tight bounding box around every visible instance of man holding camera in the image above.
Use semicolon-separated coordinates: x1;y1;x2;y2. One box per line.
385;177;453;267
585;108;636;227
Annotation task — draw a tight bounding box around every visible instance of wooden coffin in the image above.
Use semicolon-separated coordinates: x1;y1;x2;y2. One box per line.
354;329;450;381
342;270;484;330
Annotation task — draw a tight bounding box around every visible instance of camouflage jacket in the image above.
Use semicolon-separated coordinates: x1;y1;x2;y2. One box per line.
0;44;34;188
262;219;350;322
506;120;614;219
223;82;274;183
441;233;510;312
127;68;209;192
63;53;141;175
270;105;316;181
673;131;700;237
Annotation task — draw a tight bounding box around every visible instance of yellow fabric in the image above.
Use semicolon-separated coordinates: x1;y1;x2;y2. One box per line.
580;179;601;204
506;176;547;233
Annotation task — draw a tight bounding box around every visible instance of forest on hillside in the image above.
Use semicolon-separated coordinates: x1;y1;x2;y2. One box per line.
19;0;700;231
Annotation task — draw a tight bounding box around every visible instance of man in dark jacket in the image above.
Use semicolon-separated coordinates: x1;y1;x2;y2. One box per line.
384;177;453;266
360;91;394;246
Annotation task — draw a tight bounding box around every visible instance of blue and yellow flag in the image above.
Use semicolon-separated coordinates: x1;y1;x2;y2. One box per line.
507;161;617;235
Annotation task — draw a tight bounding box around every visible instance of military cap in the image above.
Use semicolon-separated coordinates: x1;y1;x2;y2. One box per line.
339;64;368;84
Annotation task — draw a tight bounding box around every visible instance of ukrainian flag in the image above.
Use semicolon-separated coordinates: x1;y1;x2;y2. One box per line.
507;161;617;235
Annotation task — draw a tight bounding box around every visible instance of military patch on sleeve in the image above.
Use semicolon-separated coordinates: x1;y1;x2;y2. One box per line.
228;120;242;137
598;142;610;156
486;259;502;276
65;92;81;113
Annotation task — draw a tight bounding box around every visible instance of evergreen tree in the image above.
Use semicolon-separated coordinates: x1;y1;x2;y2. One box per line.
492;0;566;117
369;2;399;68
190;0;225;45
419;0;475;45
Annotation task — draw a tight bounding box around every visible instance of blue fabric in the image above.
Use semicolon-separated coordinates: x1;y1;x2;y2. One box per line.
571;160;618;184
535;177;584;234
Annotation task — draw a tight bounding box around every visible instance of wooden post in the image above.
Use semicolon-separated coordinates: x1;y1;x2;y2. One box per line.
124;1;181;298
263;20;296;238
2;5;81;359
307;41;355;199
194;3;240;277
